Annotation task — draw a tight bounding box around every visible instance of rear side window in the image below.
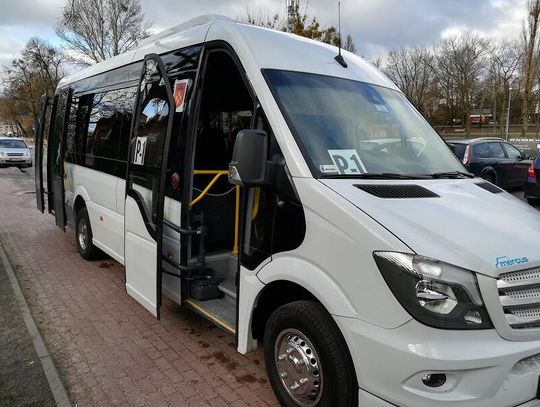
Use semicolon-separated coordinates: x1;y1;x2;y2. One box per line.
449;143;466;159
473;142;505;159
503;143;521;159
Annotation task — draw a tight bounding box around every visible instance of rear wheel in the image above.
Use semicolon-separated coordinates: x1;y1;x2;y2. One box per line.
481;171;496;185
75;207;100;260
264;301;358;407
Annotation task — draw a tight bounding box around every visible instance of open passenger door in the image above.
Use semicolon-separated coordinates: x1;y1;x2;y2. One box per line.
124;55;174;318
34;95;50;213
35;91;67;233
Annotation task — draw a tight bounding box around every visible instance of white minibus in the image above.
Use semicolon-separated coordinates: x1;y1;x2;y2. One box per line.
34;15;540;407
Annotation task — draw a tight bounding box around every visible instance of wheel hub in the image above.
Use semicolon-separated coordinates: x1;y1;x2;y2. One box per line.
78;218;87;251
275;328;322;406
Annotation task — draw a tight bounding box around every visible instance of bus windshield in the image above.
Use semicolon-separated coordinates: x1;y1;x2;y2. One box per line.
264;70;464;178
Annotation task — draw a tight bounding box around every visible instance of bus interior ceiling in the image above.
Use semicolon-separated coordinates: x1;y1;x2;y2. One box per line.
185;51;254;330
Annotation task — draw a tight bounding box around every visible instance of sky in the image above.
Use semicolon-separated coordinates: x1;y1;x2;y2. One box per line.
0;0;530;70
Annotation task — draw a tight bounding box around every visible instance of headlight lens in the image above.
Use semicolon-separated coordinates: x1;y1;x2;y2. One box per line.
0;152;5;157
374;252;492;329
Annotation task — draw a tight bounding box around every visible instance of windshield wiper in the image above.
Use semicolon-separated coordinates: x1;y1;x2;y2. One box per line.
429;171;475;179
320;173;431;180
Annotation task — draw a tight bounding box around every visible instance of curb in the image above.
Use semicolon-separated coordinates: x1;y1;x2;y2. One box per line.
0;240;72;407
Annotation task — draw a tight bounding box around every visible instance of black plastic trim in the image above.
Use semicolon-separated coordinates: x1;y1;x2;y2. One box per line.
355;184;440;199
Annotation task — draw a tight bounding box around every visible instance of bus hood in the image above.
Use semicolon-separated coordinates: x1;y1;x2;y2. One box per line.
320;178;540;278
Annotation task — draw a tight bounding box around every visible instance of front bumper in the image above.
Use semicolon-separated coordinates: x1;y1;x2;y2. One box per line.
0;158;32;166
336;316;540;407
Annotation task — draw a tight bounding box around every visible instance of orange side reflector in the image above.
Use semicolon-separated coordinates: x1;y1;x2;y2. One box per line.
99;216;104;222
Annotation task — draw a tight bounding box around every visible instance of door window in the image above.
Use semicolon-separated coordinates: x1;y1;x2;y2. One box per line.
128;59;172;233
473;142;505;159
503;143;522;160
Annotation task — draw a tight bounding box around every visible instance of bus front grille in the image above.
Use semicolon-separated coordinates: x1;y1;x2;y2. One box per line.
498;267;540;329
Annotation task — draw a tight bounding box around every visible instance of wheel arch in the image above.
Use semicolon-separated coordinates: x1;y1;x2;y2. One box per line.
252;256;358;341
71;186;91;226
251;280;319;341
480;166;497;183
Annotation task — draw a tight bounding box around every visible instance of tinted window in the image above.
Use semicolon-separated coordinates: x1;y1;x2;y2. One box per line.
87;88;137;161
473;142;505;158
0;139;27;148
504;143;522;159
66;87;136;177
449;143;466;160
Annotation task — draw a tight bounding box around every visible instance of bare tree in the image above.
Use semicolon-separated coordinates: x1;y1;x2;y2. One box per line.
521;0;540;136
343;35;356;53
241;1;356;51
486;40;522;135
244;7;283;30
56;0;151;64
433;33;488;134
1;38;69;135
384;46;433;113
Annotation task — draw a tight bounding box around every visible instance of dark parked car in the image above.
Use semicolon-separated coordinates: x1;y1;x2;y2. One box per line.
447;138;531;189
524;155;540;205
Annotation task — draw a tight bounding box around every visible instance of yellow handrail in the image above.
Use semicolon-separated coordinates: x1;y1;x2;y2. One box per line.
190;170;228;207
252;187;260;220
190;169;240;256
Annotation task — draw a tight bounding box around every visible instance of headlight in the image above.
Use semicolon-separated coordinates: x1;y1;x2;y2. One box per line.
0;152;4;157
374;252;492;329
24;152;31;158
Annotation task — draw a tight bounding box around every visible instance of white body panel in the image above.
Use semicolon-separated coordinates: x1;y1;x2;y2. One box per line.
124;195;158;316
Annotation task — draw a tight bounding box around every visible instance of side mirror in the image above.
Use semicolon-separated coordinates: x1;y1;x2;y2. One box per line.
229;129;268;186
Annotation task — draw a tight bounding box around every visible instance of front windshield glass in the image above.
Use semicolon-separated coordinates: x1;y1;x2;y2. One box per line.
264;70;465;177
0;139;27;149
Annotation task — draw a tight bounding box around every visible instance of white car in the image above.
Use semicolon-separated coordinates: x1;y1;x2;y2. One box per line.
0;137;32;167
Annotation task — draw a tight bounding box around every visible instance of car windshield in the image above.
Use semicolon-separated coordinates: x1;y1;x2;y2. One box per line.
0;139;27;149
264;70;465;178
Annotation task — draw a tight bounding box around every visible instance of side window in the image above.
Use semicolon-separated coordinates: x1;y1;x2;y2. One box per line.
69;87;136;175
87;92;122;161
474;142;505;159
504;143;522;159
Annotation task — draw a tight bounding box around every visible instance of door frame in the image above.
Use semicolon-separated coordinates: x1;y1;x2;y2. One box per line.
181;42;260;339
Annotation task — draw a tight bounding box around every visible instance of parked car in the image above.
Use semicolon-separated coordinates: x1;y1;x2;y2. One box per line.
447;137;531;189
0;137;32;168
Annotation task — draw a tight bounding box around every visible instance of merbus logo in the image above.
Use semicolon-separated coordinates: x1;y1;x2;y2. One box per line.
495;256;529;269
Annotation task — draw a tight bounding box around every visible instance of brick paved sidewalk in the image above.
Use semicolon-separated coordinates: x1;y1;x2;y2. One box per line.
0;174;278;406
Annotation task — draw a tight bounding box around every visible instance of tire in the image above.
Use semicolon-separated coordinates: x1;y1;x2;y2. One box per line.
75;207;100;260
264;301;358;407
481;171;496;185
527;197;539;206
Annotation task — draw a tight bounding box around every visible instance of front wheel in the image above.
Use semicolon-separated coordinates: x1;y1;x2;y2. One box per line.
75;207;100;260
264;301;358;407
